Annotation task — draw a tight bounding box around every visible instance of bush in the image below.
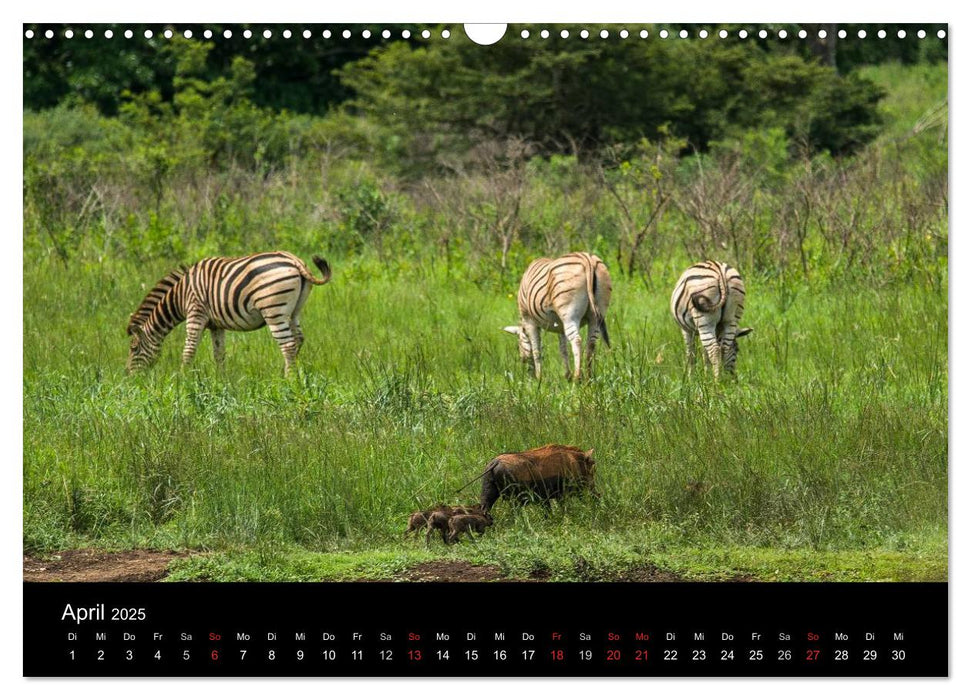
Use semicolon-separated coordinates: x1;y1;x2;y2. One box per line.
21;52;946;289
338;29;885;165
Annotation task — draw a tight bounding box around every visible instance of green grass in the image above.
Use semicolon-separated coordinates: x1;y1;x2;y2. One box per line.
23;256;947;581
858;62;948;135
163;543;946;583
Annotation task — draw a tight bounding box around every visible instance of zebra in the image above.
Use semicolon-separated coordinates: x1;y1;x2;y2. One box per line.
503;252;612;381
670;260;752;377
126;251;331;375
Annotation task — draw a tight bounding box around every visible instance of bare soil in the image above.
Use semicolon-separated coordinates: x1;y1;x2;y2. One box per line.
399;560;688;583
23;549;185;583
403;560;505;582
613;564;686;582
616;566;755;583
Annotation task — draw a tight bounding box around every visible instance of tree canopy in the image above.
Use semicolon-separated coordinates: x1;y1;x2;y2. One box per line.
24;22;947;162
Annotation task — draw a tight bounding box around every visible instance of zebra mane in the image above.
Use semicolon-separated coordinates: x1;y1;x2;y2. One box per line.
127;265;187;335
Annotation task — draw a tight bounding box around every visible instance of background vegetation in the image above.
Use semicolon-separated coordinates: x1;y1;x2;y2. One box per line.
23;24;948;581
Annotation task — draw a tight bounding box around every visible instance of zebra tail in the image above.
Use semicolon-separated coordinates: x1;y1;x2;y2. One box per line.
691;265;728;313
690;291;721;313
716;263;728;311
302;255;332;285
585;256;607;338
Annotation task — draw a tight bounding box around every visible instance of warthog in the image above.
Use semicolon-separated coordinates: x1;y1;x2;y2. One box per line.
470;444;597;512
425;510;452;545
446;512;494;544
406;510;432;535
421;505;486;545
405;504;450;537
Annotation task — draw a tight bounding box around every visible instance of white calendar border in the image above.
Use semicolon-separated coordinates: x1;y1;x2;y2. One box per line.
4;0;962;697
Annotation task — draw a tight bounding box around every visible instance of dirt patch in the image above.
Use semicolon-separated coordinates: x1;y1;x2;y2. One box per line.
23;549;186;583
616;565;758;583
399;561;697;583
614;564;686;582
403;560;505;582
722;573;758;583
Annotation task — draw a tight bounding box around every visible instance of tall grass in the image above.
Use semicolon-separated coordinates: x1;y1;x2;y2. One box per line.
23;257;947;562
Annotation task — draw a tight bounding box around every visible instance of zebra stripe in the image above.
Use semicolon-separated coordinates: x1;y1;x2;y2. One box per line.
504;252;612;381
670;260;751;377
127;251;331;375
126;266;187;335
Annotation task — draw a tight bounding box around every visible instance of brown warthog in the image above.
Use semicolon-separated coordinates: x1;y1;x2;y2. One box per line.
405;504;449;537
473;444;597;512
405;510;432;536
447;512;494;544
422;505;486;545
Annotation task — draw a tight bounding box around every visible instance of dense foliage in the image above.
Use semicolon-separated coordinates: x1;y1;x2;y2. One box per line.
339;32;889;159
23;36;947;285
23;24;389;115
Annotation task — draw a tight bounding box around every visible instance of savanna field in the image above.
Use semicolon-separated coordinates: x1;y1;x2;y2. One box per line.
22;38;948;581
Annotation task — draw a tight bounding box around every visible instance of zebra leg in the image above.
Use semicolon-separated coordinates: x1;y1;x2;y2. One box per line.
558;334;572;380
181;310;209;366
690;310;722;378
720;323;746;375
289;302;307;359
699;328;722;378
263;315;299;375
291;281;311;360
210;327;226;367
525;324;543;380
585;324;600;378
563;321;583;381
682;328;697;371
291;319;305;358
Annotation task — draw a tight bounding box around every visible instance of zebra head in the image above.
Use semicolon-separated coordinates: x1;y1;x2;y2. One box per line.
126;325;161;374
503;325;532;364
723;327;754;374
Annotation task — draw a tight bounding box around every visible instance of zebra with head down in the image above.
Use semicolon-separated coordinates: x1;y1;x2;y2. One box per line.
126;251;331;375
670;260;753;378
503;252;613;381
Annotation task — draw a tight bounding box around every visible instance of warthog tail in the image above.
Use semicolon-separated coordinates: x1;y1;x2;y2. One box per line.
454;459;500;494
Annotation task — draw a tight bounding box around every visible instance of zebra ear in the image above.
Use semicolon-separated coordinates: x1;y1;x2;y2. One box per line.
502;326;521;336
736;327;754;338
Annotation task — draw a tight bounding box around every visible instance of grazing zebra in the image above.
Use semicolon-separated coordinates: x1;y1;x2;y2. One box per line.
670;260;752;377
126;251;331;375
503;252;612;381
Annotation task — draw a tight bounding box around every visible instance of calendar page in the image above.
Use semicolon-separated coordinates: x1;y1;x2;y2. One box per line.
22;21;948;677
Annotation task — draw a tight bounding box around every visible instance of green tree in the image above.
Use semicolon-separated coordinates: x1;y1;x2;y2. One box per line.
337;25;885;164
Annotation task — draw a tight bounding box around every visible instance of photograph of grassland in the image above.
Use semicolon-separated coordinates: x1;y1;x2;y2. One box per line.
23;24;947;582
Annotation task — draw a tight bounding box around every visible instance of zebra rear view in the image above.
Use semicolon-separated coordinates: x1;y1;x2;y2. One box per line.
670;260;752;378
503;252;612;381
127;251;332;375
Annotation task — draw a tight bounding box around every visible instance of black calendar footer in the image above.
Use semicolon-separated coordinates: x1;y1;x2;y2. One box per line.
24;581;947;677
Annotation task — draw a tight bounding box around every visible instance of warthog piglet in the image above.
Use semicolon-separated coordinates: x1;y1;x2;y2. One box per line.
446;512;494;544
